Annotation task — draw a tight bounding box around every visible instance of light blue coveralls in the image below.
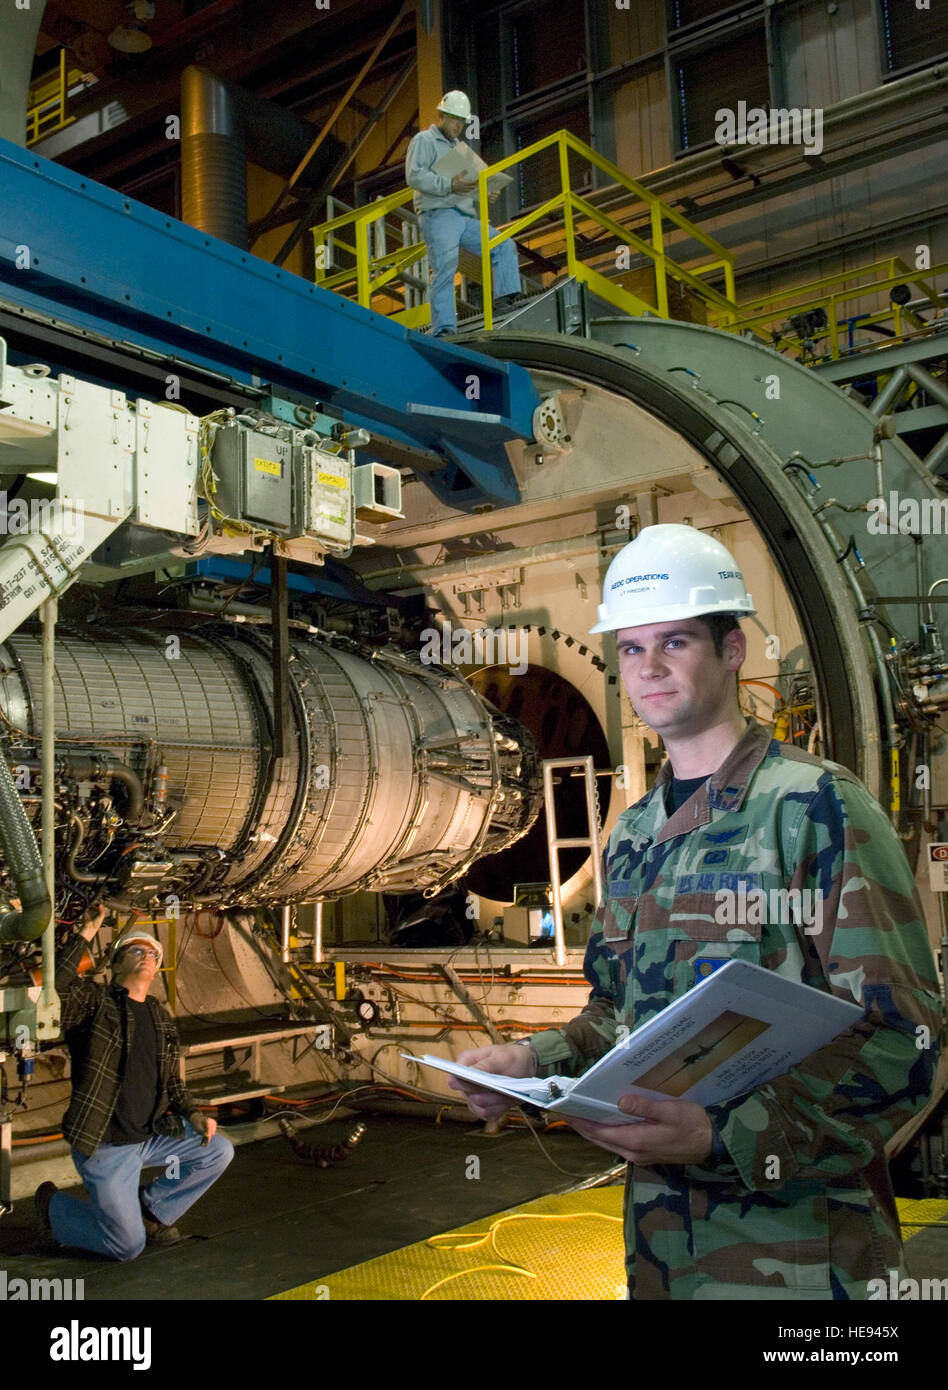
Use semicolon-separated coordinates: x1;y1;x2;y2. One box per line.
405;124;520;335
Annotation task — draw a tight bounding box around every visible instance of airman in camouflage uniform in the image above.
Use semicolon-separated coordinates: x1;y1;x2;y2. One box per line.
529;717;941;1299
456;523;941;1299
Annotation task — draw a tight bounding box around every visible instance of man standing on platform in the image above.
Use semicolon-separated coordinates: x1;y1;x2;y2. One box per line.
405;90;521;336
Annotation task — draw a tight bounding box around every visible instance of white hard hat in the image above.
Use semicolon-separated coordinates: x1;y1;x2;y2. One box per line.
590;524;755;634
110;928;163;969
437;90;472;119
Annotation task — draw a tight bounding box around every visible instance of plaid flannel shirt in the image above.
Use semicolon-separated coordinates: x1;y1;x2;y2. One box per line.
55;932;200;1157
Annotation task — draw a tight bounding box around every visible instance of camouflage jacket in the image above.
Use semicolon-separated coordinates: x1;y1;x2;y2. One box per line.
530;719;941;1300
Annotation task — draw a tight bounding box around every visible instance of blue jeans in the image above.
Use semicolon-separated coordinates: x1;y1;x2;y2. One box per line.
420;208;521;335
49;1121;234;1261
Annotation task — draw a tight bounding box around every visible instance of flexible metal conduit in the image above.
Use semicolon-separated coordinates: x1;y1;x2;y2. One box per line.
0;598;53;944
0;756;49;942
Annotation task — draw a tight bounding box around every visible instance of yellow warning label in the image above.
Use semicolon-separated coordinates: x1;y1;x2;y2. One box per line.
317;471;347;489
254;457;282;477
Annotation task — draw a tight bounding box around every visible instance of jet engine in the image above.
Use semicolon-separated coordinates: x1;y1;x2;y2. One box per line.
0;625;541;932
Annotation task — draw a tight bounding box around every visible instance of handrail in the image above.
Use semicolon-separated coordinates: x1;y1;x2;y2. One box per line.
307;127;944;364
478;128;738;329
731;256;940;315
312;187;427;321
716;256;948;359
310;127;739;329
26;49;81;146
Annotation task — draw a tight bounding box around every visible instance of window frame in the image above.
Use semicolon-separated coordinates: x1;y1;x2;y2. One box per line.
667;11;774;156
875;0;948;80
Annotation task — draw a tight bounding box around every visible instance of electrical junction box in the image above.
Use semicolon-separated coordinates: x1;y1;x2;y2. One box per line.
211;425;293;531
353;462;402;522
297;444;352;546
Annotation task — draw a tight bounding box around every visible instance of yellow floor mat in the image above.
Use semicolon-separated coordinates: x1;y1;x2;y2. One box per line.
271;1191;948;1301
897;1197;948;1240
271;1185;626;1301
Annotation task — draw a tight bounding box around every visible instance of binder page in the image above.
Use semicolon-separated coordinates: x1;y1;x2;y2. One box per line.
573;960;862;1111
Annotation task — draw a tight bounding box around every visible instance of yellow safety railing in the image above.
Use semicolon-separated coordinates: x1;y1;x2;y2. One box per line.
310;130;738;332
311;188;432;329
26;49;82;146
478;129;737;330
308;136;944;366
713;256;948;360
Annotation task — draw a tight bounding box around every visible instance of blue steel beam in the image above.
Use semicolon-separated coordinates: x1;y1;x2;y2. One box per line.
0;138;540;509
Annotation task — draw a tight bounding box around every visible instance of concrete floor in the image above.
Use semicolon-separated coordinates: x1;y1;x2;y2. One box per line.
0;1113;615;1300
4;1111;947;1304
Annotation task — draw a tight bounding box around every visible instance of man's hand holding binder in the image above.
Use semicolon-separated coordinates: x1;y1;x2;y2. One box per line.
450;1042;536;1120
568;1094;714;1165
452;1043;714;1160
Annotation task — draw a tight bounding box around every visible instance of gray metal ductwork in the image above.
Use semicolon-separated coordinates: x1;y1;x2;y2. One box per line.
181;65;248;246
181;65;346;248
0;0;48;146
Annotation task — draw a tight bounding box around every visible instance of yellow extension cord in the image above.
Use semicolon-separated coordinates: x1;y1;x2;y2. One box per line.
420;1210;623;1300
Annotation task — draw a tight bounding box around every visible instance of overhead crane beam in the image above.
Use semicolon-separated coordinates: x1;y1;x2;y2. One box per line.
0;138;541;510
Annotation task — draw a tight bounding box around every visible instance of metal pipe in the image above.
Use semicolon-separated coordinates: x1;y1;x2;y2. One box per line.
906;363;948;413
281;903;292;964
66;814;109;885
37;596;58;1028
0;0;45;147
924;431;948;476
367;529;630;592
869;366;909;417
16;755;144;823
919;732;932;830
313;900;323;965
181;66;248;247
927;579;948;658
874;442;885;515
182;65;345;250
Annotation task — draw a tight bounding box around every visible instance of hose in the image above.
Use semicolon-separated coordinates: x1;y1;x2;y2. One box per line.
65;814;109;885
0;753;51;942
276;1115;366;1167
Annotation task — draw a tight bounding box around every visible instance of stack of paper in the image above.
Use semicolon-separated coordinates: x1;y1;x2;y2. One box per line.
432;142;513;198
